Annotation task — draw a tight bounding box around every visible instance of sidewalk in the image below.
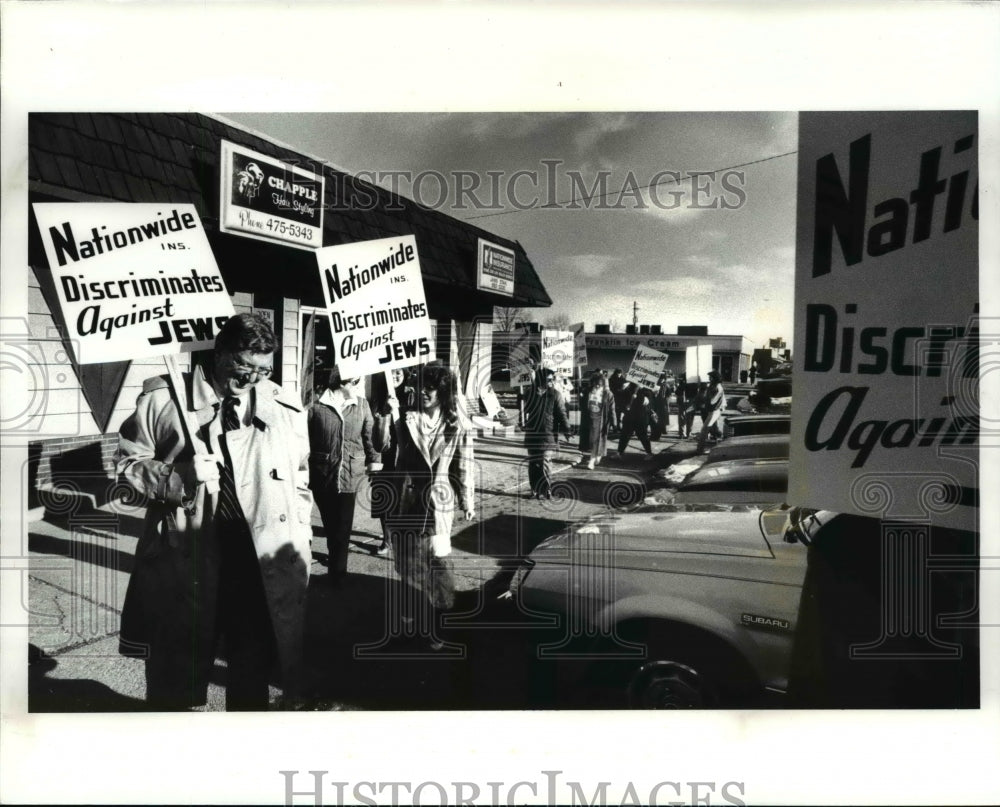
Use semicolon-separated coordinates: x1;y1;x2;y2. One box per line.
25;421;693;711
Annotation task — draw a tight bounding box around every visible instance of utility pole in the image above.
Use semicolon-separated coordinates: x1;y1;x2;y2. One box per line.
632;300;639;328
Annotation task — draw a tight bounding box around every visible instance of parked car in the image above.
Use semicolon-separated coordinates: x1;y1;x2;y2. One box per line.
509;503;824;708
755;376;792;399
667;458;788;505
723;413;790;439
700;433;789;466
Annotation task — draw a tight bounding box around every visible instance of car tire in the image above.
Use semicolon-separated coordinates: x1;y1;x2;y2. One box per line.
626;660;717;709
583;623;761;709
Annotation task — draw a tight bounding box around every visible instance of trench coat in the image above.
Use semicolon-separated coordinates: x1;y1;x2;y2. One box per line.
116;365;313;702
386;411;474;606
578;385;616;458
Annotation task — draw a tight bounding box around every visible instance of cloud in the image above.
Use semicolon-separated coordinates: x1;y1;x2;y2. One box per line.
635;275;716;298
682;254;718;270
767;243;797;262
553;253;626;279
573;113;636;153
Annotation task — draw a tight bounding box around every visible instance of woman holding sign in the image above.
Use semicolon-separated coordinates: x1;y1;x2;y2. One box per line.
385;362;474;650
369;367;417;556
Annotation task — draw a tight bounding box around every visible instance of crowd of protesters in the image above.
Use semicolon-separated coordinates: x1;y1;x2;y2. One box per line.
115;312;729;710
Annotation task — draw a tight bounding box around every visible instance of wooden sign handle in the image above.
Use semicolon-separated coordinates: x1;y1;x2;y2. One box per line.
164;354;219;496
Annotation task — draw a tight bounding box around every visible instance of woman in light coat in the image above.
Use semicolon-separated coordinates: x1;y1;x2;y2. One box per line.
385;363;474;649
577;369;616;469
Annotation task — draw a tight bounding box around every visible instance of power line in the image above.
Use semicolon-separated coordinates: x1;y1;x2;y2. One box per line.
460;148;798;221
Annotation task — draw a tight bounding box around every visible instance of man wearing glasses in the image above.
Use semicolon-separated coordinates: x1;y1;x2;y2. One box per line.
116;312;313;710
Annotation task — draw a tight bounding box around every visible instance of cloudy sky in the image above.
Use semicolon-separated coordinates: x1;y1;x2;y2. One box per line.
227;112;798;348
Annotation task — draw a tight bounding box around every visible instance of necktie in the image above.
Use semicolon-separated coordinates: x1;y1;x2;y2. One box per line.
216;396;245;522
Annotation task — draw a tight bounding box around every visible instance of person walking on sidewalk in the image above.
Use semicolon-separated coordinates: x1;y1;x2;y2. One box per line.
370;367;417;556
307;368;380;587
697;370;726;453
608;368;626;432
651;373;671;440
523;366;571;498
577;368;615;470
675;375;690;438
385;362;474;649
617;387;657;458
684;381;705;439
116;313;313;711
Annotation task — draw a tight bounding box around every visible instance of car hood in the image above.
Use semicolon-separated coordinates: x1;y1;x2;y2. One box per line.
533;507;775;560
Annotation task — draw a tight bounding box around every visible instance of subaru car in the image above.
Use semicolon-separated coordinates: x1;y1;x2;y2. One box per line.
509;505;831;708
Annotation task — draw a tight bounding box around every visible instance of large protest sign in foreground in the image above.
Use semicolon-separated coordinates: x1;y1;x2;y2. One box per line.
316;235;436;377
32;203;234;364
790;111;978;532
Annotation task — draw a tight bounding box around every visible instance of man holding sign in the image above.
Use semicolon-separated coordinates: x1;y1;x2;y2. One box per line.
116;313;313;710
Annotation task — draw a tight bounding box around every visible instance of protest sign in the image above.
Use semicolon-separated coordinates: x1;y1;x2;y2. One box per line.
481;383;503;418
31;203;234;365
542;329;574;378
685;344;713;383
789;111;978;531
627;345;668;390
220;140;324;250
570;322;588;368
316;235;435;377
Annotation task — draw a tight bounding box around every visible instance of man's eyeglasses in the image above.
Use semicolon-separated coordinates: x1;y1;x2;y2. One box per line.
227;357;273;380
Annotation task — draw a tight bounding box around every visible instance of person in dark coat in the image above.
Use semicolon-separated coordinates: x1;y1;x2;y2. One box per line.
369;367;417;556
675;374;689;438
577;369;615;469
683;381;704;439
116;312;313;711
307;367;380;586
651;373;671;440
616;387;657;457
608;368;627;431
523;367;571;498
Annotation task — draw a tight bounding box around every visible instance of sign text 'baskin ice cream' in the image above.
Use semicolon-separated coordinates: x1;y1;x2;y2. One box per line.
316;235;435;377
790;111;978;531
32;202;234;364
220;140;324;250
477;238;516;297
